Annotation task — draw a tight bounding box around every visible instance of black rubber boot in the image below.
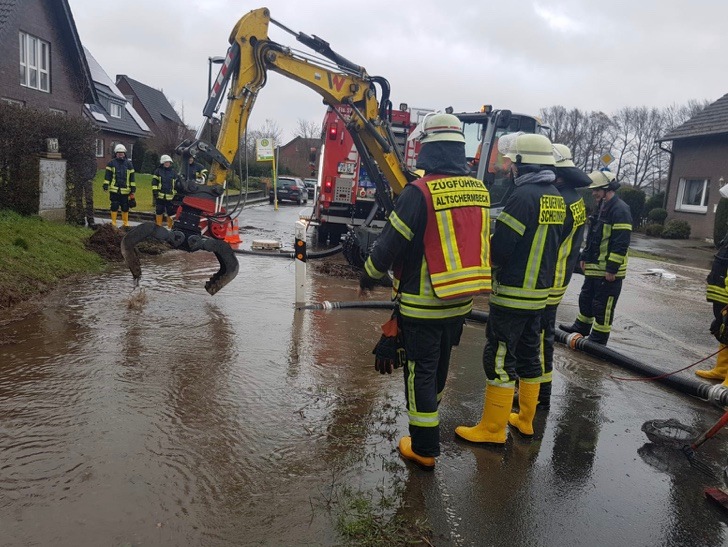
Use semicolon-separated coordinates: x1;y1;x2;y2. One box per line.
559;322;591;336
586;332;609;345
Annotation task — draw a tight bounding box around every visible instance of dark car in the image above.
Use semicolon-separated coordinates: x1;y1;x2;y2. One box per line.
269;176;308;205
303;178;317;200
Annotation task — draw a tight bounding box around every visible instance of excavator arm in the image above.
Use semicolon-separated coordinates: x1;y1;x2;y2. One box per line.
121;7;415;294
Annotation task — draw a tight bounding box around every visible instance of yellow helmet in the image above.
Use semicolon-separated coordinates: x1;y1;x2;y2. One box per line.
587;169;617;189
499;132;555;166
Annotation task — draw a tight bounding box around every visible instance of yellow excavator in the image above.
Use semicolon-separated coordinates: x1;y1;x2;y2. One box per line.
121;7;545;294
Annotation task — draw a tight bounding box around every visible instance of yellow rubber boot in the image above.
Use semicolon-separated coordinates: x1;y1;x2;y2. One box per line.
167;216;174;229
110;211;118;226
697;345;728;380
455;384;515;444
122;211;129;227
398;436;435;471
508;381;540;436
155;214;163;227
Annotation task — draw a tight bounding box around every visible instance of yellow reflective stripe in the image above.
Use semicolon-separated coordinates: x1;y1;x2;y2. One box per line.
613;223;632;231
389;211;413;241
497;212;526;236
539;330;545;371
549;286;568;298
592;322;612;333
521;376;549;384
481;207;491;270
707;285;728;303
399;299;472;320
494;341;510;383
436;209;463;271
553;224;578;289
608;252;626;264
437;390;444;403
409;410;439;428
364;257;385;279
493;285;549;298
407;359;416;412
489;295;547;310
576;313;593;324
524;225;547;289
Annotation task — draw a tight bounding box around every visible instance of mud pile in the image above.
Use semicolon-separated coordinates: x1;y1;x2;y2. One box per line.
86;225;169;261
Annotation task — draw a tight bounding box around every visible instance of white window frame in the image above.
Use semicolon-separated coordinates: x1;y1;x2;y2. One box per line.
109;102;122;118
676;177;710;213
95;139;104;158
19;31;50;92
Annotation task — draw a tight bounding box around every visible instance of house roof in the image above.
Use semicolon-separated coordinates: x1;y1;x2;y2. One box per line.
659;93;728;142
116;75;183;128
83;47;149;138
0;0;97;104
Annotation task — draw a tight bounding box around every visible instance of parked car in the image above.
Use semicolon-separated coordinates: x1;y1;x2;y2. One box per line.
269;176;308;205
303;178;317;200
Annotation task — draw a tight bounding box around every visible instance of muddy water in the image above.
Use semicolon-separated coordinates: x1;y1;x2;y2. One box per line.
2;205;728;546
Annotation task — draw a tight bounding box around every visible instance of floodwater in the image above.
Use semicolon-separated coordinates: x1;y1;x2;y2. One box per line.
2;204;728;546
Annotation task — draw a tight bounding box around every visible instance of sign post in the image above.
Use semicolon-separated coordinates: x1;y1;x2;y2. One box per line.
256;138;276;209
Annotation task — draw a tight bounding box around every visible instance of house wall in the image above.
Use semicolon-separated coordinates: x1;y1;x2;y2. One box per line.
93;132;139;171
279;138;319;178
0;0;85;114
666;135;728;240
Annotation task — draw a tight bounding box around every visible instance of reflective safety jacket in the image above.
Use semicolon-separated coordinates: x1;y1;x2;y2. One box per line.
490;170;565;312
707;236;728;304
364;174;491;320
152;166;179;200
548;185;587;306
104;157;135;195
581;195;632;278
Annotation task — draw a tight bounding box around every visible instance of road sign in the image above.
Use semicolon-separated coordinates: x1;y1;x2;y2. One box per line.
600;152;614;166
256;138;275;162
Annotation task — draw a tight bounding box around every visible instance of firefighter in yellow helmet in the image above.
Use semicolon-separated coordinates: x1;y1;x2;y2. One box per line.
103;144;136;227
695;183;728;382
560;169;632;345
456;132;565;444
152;155;179;228
359;113;492;470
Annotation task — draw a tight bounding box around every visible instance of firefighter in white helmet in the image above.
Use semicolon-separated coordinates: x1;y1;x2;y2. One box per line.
151;154;179;228
456;132;565;444
560;169;632;345
359;112;492;470
103;144;136;227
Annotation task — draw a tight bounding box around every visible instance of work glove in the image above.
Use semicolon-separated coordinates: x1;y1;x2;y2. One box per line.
710;317;721;336
715;306;728;345
359;272;377;291
372;335;407;374
153;190;159;200
102;183;109;192
128;194;137;209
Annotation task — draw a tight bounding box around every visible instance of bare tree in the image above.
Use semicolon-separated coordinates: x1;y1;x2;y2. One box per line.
294;118;321;140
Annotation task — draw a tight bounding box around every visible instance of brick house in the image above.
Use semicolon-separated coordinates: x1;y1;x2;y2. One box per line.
659;93;728;240
0;0;96;114
116;74;189;156
83;48;150;170
278;136;319;178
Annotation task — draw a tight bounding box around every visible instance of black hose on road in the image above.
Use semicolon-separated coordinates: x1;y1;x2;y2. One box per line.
297;300;728;406
232;244;343;259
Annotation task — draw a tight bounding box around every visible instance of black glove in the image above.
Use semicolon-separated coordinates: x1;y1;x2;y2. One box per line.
359;272;377;291
102;183;109;192
128;194;137;209
153;190;159;200
372;334;407;374
711;317;721;336
715;306;728;344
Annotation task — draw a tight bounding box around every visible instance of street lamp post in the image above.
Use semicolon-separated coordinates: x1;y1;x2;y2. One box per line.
207;56;225;95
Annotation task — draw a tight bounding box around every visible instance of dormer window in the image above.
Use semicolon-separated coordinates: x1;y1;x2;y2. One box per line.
109;102;122;118
19;31;50;92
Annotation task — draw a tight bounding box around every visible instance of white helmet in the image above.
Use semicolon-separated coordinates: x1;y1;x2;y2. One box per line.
552;144;575;167
160;154;173;164
587;169;618;190
410;112;465;144
498;132;555;166
114;144;127;154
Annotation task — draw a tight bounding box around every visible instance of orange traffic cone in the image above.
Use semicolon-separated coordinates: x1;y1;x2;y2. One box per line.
224;218;242;245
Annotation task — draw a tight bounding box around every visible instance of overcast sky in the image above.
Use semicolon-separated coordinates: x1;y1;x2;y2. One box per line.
68;0;727;144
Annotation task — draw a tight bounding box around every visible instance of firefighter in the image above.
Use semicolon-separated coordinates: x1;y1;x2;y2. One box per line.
103;144;135;228
695;183;728;381
152;155;179;228
538;144;591;408
359;112;492;470
183;154;203;182
455;132;565;443
560;169;632;345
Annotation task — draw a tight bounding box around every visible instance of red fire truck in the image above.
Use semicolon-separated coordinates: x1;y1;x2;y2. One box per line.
313;104;430;244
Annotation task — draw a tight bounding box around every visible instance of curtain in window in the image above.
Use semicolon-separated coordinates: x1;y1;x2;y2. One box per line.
684;179;704;206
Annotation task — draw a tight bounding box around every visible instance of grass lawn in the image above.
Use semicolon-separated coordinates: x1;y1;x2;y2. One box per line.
0;210;105;309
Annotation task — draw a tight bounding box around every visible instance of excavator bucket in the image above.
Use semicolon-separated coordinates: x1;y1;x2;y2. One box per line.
120;222;239;295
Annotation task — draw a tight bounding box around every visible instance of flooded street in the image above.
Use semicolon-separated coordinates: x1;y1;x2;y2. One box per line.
2;204;728;546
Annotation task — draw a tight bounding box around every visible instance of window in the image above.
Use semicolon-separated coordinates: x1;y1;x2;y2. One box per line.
109;102;122;118
676;178;710;213
109;142;117;155
95;139;104;158
19;32;50;92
